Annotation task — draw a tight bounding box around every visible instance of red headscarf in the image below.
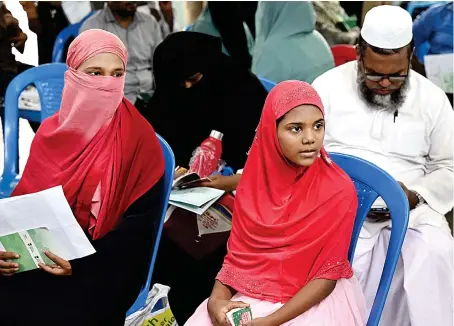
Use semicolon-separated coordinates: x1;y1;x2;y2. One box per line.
12;29;165;240
217;81;357;303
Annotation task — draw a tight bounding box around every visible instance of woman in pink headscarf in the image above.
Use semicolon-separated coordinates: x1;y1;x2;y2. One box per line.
0;30;165;325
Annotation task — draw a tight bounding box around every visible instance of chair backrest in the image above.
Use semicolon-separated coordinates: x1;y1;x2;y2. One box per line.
331;45;357;67
52;11;96;63
2;64;67;189
329;153;409;326
126;135;175;316
258;77;277;92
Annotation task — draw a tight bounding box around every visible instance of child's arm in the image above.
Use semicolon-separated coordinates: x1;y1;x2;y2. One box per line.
264;279;337;325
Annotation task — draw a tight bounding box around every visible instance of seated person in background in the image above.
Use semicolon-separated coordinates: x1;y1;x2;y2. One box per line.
412;1;453;105
189;2;255;68
146;31;267;191
80;1;163;111
0;30;165;326
138;1;179;38
312;6;454;326
185;81;366;326
252;1;335;84
313;1;360;46
413;1;453;59
148;31;267;323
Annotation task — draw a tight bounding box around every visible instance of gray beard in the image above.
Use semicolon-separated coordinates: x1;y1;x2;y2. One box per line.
356;70;410;111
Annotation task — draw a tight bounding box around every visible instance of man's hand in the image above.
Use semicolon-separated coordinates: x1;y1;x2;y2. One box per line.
38;251;72;276
0;251;20;276
398;182;419;210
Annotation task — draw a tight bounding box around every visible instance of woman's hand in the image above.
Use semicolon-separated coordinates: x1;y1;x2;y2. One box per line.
200;175;241;193
0;251;20;276
207;298;249;326
38;251;72;276
245;317;273;326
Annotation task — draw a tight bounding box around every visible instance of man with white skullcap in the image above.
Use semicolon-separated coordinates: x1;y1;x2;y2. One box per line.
313;5;453;326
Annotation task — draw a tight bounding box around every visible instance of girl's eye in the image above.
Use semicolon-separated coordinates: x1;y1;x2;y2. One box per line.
113;72;124;78
291;126;302;133
314;122;324;130
87;71;101;76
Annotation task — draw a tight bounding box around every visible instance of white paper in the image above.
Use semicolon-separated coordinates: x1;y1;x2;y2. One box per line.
424;53;453;93
19;86;40;111
197;208;232;236
169;187;224;207
0;186;95;260
169;193;223;215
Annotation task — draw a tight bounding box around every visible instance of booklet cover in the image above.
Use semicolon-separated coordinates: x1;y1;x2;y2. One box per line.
0;227;58;273
226;307;253;326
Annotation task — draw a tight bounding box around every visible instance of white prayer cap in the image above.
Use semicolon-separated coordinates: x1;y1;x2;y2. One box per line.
361;5;413;49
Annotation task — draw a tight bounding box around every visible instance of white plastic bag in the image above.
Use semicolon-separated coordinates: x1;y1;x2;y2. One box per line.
125;284;178;326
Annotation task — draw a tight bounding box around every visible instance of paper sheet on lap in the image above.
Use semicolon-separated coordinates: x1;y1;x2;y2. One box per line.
0;186;95;265
169;187;224;215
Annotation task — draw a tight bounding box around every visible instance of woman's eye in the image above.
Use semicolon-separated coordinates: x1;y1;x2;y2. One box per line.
314;123;324;130
113;72;124;78
87;71;101;76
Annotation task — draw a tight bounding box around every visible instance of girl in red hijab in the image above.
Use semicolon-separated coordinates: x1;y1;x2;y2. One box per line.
185;81;366;325
0;29;165;326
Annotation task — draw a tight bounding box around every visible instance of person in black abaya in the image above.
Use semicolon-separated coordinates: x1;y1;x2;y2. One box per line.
145;31;267;173
147;31;267;324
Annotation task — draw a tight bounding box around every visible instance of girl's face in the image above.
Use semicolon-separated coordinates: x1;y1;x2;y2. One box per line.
277;104;325;167
77;53;125;78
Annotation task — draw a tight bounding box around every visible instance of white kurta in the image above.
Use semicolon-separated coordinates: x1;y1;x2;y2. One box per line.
312;61;454;326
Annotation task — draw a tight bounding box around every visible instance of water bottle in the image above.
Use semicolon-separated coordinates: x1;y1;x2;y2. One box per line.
189;130;223;178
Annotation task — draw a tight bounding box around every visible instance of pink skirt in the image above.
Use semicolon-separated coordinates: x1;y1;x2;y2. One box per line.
184;277;366;325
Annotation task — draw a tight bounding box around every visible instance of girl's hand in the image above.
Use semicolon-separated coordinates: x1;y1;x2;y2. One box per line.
207;298;249;326
0;251;20;276
38;251;72;276
245;317;273;326
200;174;241;192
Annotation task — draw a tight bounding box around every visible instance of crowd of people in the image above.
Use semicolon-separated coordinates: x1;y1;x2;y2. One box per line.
0;1;452;326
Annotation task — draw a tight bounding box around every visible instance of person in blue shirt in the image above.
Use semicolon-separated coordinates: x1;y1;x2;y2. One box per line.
413;2;453;106
413;2;453;59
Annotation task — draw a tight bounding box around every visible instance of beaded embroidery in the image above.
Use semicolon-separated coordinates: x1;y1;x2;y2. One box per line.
217;266;267;298
315;257;353;280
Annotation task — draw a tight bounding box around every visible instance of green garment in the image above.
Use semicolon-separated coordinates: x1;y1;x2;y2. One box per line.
252;1;335;84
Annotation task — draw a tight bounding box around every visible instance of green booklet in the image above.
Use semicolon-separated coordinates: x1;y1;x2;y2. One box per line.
0;227;57;273
226;307;253;326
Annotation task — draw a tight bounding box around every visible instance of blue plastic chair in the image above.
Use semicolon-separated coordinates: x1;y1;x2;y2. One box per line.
258;77;277;92
126;135;175;316
52;11;96;63
0;63;67;198
329;153;409;326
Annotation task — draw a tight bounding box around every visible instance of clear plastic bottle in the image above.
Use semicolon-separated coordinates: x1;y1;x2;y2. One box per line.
189;130;223;178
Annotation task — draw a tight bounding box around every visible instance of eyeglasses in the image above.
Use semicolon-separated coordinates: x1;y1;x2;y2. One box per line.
361;59;409;83
365;74;407;83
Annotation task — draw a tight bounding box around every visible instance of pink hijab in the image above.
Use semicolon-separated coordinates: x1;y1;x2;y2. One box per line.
217;81;357;303
13;30;165;240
